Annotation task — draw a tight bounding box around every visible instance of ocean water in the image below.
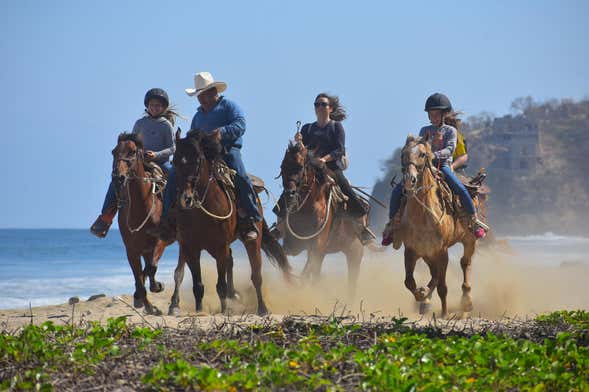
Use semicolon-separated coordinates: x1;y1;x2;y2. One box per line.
0;229;587;310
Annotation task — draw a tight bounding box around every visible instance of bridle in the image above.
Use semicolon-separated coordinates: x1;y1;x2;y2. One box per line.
175;146;234;220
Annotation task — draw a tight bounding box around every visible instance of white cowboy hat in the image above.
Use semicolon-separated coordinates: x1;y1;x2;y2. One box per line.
185;72;227;97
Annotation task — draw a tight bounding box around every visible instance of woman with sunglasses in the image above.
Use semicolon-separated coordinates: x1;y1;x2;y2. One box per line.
295;93;375;244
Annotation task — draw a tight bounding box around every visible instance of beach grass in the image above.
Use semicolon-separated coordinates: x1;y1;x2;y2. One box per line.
1;311;588;391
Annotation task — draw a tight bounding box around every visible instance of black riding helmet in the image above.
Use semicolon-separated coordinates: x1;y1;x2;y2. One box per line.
424;93;452;112
144;88;170;108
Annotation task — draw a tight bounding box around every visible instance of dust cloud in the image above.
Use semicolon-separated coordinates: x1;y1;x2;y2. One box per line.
176;243;588;320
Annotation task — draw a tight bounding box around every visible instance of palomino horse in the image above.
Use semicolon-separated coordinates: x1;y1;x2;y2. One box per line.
169;129;292;316
111;133;171;315
396;135;478;317
279;141;364;298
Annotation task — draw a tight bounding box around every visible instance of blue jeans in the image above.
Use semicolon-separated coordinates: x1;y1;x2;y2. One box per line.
162;148;261;221
388;165;475;218
101;161;175;215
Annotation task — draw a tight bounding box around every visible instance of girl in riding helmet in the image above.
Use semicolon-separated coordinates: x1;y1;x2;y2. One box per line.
382;93;488;246
90;88;179;238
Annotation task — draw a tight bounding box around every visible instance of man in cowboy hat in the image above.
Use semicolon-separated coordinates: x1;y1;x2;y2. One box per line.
152;72;261;241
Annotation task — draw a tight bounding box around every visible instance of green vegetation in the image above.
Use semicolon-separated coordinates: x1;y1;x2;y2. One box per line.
1;311;588;391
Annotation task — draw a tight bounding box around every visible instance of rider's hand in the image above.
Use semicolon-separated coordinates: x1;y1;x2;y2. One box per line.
145;151;157;161
294;132;303;143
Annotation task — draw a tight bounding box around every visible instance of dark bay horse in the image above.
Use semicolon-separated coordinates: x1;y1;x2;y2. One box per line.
169;129;292;316
111;133;172;315
279;141;364;298
396;135;479;317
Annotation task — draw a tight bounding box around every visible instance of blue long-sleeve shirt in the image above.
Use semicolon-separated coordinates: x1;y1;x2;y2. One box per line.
190;96;246;150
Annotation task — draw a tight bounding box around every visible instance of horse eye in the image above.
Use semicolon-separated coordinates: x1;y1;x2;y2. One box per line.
420;152;426;158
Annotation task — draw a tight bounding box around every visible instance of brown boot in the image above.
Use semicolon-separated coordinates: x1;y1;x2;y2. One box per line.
241;217;259;241
90;211;115;238
269;218;285;239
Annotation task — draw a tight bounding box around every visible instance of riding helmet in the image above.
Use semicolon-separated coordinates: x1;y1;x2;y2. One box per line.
424;93;452;112
144;88;170;108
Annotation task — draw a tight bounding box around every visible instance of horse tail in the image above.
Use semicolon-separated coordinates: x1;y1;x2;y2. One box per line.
261;219;294;283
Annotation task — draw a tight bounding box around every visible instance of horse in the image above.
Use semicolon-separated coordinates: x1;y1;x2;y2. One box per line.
110;133;172;315
278;140;364;298
395;135;479;317
168;129;292;316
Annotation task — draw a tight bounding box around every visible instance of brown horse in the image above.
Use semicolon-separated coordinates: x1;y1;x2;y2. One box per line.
279;141;364;298
396;135;478;317
168;129;292;316
111;133;171;315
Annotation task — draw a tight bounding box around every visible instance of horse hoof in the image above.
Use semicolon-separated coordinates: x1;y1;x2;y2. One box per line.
228;290;241;302
168;306;180;316
145;305;162;316
257;305;269;316
133;297;144;308
150;281;165;293
419;301;431;315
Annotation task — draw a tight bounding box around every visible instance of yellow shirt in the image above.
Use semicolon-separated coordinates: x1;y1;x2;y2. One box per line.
453;132;467;160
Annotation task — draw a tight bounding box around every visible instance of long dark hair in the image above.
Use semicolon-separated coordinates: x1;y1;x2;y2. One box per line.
144;106;181;126
316;93;347;121
443;110;463;132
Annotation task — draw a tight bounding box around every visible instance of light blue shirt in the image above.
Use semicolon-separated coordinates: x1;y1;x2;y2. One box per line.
190;96;246;149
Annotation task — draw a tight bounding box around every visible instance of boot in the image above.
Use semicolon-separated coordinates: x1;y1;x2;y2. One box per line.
90;210;115;238
269;217;285;239
146;209;177;242
470;215;489;239
241;217;259;241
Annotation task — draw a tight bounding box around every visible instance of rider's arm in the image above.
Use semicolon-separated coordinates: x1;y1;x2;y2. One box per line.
220;100;246;146
154;122;176;161
322;122;345;162
451;153;468;170
434;126;457;161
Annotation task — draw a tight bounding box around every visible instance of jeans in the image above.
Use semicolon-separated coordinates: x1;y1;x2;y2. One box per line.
161;148;262;222
388;164;475;219
101;161;175;216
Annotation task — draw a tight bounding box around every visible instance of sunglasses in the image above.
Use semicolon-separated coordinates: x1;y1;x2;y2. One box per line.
314;101;329;108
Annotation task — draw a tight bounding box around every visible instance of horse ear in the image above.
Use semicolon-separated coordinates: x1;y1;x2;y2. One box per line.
405;134;415;145
175;128;182;142
211;128;222;141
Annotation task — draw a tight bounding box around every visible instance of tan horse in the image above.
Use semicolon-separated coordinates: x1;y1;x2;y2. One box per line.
396;135;478;317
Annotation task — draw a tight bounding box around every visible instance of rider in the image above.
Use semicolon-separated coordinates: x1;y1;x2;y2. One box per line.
151;71;261;242
273;93;376;244
381;93;487;246
90;88;177;238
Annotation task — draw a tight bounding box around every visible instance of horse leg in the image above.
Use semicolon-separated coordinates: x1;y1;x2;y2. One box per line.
303;250;326;286
244;240;268;316
460;241;475;313
126;250;147;309
212;246;230;314
344;241;363;302
417;258;439;315
185;248;204;313
435;253;449;318
168;247;186;316
140;253;162;316
144;252;164;293
226;248;240;300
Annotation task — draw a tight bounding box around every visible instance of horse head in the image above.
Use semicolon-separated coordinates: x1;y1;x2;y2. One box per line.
111;132;144;198
401;135;434;192
173;129;205;209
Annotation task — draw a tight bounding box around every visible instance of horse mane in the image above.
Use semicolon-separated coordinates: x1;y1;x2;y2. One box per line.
117;132;143;149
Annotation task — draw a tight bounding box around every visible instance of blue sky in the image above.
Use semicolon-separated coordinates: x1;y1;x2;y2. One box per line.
1;0;588;228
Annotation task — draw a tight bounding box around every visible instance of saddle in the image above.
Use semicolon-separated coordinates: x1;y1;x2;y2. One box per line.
142;162;167;197
212;160;268;195
432;168;489;216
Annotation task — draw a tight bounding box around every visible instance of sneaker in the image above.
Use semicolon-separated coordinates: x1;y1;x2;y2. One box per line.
381;220;394;246
90;216;112;238
269;222;284;239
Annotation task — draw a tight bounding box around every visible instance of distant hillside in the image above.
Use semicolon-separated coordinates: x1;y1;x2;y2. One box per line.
370;97;589;235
